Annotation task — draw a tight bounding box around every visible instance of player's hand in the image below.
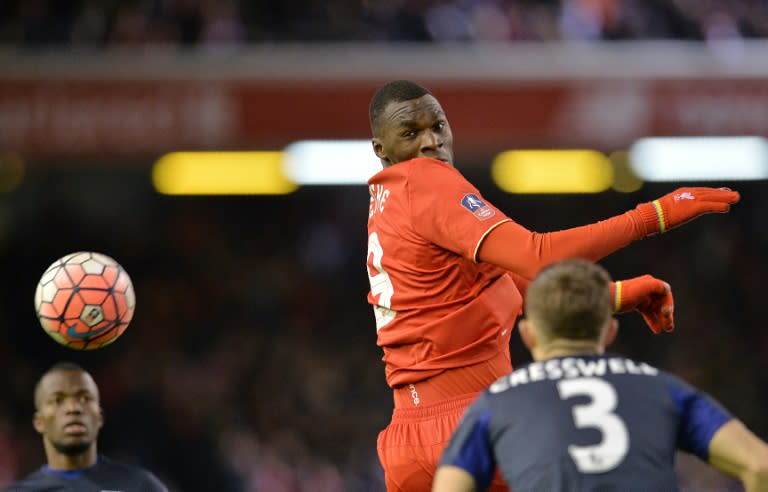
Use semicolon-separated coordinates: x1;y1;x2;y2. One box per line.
610;275;674;334
635;187;740;235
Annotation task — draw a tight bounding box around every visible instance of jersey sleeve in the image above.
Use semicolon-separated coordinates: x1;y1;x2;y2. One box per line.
476;209;646;279
665;374;733;460
143;471;170;491
407;158;510;260
439;393;497;491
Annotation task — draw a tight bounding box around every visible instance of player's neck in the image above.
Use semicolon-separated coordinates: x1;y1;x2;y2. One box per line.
46;445;98;471
533;341;603;361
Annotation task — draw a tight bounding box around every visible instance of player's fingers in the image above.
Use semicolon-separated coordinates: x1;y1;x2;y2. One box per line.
650;320;662;335
674;187;740;204
718;189;740;203
660;298;674;332
642;312;662;335
699;202;731;214
661;309;674;332
645;278;671;296
699;189;740;204
657;280;671;294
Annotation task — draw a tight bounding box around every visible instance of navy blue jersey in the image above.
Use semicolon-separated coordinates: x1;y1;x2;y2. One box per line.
439;354;732;491
4;455;167;492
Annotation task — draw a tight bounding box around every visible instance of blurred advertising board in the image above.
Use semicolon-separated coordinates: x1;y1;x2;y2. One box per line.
1;44;767;159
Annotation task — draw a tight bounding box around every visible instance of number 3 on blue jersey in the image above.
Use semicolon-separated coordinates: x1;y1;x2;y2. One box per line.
367;232;396;330
557;378;630;473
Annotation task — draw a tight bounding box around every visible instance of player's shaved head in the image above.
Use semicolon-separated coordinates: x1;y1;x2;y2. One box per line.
525;260;613;343
34;362;93;409
369;80;432;136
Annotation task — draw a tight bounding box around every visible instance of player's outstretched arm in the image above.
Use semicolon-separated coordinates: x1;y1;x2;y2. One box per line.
610;275;674;334
476;187;739;279
708;420;768;492
432;466;478;492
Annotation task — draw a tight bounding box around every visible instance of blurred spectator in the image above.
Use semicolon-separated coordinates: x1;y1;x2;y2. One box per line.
3;0;768;47
200;0;245;50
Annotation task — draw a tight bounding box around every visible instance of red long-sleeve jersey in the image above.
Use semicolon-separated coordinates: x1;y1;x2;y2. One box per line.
366;157;645;388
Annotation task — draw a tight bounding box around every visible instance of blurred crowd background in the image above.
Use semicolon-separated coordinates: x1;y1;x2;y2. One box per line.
0;0;768;46
1;1;767;491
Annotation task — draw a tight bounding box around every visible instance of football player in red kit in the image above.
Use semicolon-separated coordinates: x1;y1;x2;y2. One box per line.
365;80;740;491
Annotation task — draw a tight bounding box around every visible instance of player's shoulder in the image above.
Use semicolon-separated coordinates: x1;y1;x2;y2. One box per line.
389;157;462;179
3;468;54;491
3;459;167;492
370;158;467;198
409;157;461;175
486;354;676;395
647;364;696;391
95;456;168;490
591;355;695;398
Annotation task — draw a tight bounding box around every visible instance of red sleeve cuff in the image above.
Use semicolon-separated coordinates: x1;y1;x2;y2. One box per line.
634;202;662;235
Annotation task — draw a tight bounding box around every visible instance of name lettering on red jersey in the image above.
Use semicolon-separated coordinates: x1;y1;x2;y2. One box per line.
369;184;390;219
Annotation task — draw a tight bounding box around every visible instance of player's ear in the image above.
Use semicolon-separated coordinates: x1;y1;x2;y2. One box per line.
519;319;537;351
603;318;619;348
33;412;44;434
372;139;388;162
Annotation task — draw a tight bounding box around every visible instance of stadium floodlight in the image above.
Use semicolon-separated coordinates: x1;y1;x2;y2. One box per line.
491;150;613;194
283;140;382;185
629;136;768;181
152;151;297;195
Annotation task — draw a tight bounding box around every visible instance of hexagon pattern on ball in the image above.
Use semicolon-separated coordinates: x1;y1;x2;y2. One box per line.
34;251;135;350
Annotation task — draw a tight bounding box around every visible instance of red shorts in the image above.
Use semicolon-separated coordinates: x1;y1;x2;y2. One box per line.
377;351;511;492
